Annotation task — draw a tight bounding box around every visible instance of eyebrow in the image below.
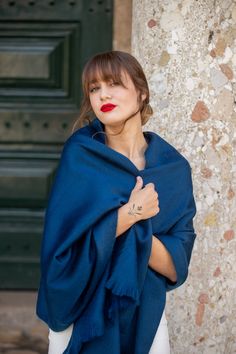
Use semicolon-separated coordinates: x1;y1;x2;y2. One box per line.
88;79;98;85
88;77;116;87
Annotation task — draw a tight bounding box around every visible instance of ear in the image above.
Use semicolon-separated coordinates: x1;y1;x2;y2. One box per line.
141;93;147;102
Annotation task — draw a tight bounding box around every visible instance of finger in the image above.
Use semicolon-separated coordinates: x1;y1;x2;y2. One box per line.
133;176;143;190
145;182;155;189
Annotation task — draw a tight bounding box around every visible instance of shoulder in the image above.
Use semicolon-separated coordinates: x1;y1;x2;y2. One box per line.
60;123;93;155
148;130;192;170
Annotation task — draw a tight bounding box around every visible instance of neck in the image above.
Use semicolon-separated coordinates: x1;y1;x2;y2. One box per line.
104;115;148;159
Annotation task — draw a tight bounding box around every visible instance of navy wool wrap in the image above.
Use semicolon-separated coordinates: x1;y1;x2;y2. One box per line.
36;117;197;354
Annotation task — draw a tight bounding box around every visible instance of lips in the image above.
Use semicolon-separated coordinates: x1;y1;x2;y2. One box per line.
100;104;117;112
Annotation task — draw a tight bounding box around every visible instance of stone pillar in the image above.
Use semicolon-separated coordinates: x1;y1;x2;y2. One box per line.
132;1;236;353
113;0;132;52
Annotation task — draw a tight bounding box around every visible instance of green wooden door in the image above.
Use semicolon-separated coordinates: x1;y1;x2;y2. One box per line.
0;0;113;289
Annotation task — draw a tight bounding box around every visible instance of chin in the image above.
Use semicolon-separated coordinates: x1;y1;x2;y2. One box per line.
104;119;127;128
97;114;122;126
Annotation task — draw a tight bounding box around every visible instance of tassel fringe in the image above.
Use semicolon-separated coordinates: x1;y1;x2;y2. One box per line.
105;280;141;322
105;279;140;302
77;322;105;343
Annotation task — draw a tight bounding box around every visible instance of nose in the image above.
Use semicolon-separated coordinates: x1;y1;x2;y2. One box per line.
100;84;111;100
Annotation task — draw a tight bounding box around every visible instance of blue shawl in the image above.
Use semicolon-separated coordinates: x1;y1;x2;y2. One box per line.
36;117;197;354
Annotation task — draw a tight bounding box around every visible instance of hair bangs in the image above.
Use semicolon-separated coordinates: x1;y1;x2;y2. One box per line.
82;54;127;96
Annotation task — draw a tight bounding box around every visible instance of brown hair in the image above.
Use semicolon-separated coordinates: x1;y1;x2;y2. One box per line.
71;50;153;135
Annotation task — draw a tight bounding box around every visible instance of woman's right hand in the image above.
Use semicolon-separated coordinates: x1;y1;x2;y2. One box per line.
127;176;160;221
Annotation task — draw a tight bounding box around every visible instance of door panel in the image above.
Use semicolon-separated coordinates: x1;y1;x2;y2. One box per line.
0;0;113;288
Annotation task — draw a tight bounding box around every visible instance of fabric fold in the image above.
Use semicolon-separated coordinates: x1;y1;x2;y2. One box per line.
37;206;119;332
105;218;153;321
36;117;197;353
154;162;197;291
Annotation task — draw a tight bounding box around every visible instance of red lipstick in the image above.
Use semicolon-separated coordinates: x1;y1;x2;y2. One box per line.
100;104;117;112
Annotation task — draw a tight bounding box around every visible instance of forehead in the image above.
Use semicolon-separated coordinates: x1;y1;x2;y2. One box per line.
88;67;130;85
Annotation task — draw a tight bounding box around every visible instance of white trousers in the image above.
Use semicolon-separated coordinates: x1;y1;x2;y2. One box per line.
48;310;170;354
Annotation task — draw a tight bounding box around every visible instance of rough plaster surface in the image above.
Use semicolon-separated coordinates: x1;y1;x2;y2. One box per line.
132;1;236;353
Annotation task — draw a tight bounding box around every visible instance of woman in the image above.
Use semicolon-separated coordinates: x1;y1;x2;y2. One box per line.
36;51;197;354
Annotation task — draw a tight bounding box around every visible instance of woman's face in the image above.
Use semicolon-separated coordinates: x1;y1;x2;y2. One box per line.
88;70;146;126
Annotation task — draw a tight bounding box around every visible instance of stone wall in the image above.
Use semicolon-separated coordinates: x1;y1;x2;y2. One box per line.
113;0;132;52
132;1;236;353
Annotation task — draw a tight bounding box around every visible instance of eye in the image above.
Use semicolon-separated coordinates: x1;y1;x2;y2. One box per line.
89;86;99;93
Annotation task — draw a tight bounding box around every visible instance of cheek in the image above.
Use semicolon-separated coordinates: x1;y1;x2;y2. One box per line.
123;92;139;108
89;97;98;111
